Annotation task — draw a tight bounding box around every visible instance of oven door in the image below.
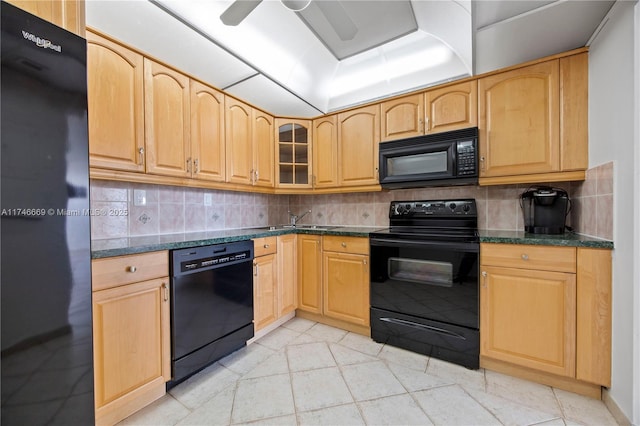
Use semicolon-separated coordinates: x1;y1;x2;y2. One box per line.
370;237;479;329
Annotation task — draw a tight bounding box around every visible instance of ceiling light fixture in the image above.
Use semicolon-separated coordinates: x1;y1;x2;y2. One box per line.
281;0;311;12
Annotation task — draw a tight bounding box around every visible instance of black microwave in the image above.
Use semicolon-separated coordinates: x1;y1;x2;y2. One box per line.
378;127;478;189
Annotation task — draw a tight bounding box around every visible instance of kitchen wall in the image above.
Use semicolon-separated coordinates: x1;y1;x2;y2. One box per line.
587;0;639;423
90;170;613;241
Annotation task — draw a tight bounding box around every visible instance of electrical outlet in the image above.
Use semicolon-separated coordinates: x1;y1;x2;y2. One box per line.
133;189;146;206
204;193;212;207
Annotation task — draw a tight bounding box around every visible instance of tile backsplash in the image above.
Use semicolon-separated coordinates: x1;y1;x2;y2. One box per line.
569;161;614;240
90;161;614;241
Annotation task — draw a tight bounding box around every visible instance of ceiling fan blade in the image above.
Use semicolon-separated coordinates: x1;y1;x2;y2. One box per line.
220;0;263;26
315;1;358;41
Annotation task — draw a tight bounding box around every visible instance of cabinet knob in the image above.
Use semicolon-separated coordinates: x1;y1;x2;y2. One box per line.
341;242;347;248
521;254;529;260
264;244;269;248
127;266;137;273
363;259;368;265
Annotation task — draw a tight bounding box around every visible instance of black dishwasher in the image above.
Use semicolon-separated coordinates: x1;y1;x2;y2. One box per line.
169;240;254;386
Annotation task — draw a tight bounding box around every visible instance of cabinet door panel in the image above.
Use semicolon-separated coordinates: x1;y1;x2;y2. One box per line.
576;248;611;386
277;235;297;315
6;0;85;36
297;235;322;314
560;53;588;171
479;61;559;177
323;252;370;326
381;93;424;141
190;80;225;182
254;254;277;331
312;116;339;188
481;266;575;377
253;110;275;187
144;59;190;177
338;105;380;186
87;32;145;172
93;278;170;408
426;80;477;134
225;97;253;185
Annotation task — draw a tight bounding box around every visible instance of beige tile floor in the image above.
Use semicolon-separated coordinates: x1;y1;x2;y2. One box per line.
120;318;619;426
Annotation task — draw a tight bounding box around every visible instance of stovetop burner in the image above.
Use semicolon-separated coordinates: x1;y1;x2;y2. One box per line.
373;199;478;240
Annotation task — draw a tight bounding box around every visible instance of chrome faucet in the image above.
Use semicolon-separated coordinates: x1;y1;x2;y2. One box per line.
288;210;311;226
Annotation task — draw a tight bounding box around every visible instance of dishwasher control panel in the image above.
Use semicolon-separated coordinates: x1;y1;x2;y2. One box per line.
171;240;254;276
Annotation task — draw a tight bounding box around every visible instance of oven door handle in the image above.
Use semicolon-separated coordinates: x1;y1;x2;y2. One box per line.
370;237;479;252
379;317;467;340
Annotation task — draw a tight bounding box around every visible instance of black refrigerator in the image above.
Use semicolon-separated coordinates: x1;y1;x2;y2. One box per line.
1;2;94;424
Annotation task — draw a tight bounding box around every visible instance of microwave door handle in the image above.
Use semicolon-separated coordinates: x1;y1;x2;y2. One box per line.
370;238;479;252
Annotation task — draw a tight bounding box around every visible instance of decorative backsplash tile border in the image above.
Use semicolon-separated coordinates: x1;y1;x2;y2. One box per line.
90;161;613;241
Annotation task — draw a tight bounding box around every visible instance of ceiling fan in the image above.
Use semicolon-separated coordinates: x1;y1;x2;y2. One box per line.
220;0;358;41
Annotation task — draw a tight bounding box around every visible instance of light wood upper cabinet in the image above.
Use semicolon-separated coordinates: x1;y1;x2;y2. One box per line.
6;0;85;36
380;81;477;142
253;110;275;187
225;97;253;185
338;105;380;187
225;97;274;187
276;119;312;188
560;53;589;172
277;234;297;316
312;115;339;189
478;60;560;178
144;59;191;178
425;80;477;134
190;80;226;182
297;234;322;314
380;93;424;141
87;31;145;173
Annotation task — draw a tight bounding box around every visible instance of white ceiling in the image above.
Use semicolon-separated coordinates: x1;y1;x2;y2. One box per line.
85;0;614;118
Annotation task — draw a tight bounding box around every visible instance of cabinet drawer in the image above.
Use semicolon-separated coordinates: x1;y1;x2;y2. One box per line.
323;236;368;255
254;236;277;257
481;243;575;273
92;251;169;291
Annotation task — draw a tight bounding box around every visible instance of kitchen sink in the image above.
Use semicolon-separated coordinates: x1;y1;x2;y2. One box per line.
259;224;338;231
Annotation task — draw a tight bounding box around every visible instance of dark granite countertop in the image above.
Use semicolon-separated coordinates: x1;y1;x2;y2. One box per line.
91;226;383;259
478;230;614;249
92;227;613;259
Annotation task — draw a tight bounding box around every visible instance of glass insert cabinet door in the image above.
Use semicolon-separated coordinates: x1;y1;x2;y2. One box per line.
276;119;311;187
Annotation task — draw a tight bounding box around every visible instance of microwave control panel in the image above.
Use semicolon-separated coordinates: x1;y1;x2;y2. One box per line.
456;140;477;176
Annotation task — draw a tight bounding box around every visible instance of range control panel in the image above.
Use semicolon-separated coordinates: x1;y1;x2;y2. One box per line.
389;199;477;218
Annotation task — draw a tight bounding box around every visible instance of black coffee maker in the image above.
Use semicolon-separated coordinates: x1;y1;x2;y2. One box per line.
520;186;571;234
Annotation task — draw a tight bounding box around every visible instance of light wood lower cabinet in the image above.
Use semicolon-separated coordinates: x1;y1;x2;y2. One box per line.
253;235;297;331
253;251;278;331
297;235;370;330
91;251;170;426
480;243;611;396
322;236;370;326
297;234;322;314
480;265;576;377
277;234;297;315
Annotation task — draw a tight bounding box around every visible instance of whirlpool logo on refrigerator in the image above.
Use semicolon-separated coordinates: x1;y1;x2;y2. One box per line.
22;30;61;52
